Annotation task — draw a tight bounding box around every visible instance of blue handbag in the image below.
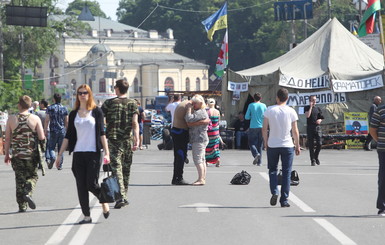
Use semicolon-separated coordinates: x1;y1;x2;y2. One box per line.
101;169;121;203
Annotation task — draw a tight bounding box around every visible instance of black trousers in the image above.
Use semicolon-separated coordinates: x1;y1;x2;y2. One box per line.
72;152;104;216
171;127;189;181
365;133;373;149
307;125;322;161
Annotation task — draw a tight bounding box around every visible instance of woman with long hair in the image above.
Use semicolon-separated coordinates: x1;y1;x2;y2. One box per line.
205;98;223;167
55;84;110;224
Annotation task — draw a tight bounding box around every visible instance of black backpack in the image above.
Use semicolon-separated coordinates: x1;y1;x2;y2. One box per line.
230;170;251;185
277;170;300;186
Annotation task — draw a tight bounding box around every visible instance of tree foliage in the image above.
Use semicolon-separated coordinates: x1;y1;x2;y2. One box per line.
66;0;107;18
0;0;89;111
117;0;359;73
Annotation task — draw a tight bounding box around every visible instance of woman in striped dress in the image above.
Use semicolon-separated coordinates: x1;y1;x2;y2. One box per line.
205;98;223;167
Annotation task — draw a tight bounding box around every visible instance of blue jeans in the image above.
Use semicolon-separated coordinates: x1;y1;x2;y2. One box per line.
235;131;248;148
248;128;263;162
267;147;294;204
48;130;65;167
377;152;385;210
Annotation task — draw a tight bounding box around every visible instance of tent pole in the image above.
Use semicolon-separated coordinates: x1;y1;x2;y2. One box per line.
378;10;385;63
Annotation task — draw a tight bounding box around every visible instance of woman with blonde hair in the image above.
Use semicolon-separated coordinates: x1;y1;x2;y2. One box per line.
55;84;111;224
205;98;222;167
185;94;209;185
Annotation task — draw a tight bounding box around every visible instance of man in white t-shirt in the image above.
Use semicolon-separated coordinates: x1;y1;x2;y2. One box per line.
262;88;301;208
166;94;181;126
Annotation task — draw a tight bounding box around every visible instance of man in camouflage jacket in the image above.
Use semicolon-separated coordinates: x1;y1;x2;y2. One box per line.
102;79;139;209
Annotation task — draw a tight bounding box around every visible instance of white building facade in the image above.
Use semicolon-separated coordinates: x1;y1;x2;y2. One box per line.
40;14;209;107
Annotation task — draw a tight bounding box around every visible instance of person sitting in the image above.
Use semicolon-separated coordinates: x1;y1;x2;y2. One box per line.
233;112;250;149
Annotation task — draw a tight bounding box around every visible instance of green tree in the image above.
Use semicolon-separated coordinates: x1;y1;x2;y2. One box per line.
66;0;107;18
116;0;359;74
0;0;89;111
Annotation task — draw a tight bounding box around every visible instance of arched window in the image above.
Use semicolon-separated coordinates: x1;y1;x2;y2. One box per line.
185;77;190;91
99;78;106;92
133;78;140;93
88;79;93;90
164;77;174;91
196;77;200;91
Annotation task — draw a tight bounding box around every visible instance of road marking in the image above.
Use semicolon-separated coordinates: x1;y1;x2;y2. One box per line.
68;203;103;245
45;175;106;245
314;218;357;245
259;172;315;212
45;204;83;245
179;203;222;213
259;172;356;245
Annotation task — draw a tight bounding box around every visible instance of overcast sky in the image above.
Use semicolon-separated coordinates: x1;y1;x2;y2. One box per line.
56;0;119;21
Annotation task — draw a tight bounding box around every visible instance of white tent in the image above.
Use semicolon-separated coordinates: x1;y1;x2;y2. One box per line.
222;18;385;133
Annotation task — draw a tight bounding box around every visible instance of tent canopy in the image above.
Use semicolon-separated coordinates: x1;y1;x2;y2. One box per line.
222;18;385;133
237;18;384;80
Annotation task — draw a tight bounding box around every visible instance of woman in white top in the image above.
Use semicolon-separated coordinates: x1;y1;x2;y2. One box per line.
56;84;111;224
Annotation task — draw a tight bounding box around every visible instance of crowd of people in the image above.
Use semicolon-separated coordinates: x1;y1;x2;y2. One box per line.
3;84;385;222
3;79;139;223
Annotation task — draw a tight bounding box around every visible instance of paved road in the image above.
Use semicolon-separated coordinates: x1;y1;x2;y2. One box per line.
0;142;384;245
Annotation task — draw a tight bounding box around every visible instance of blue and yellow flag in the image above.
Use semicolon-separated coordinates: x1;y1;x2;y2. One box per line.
202;2;228;41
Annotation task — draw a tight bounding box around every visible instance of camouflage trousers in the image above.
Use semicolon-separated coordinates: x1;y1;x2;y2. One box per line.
11;157;39;210
108;139;133;200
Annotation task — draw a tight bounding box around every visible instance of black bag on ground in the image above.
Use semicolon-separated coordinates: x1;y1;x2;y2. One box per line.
277;170;300;186
230;170;251;185
290;170;300;186
101;170;121;203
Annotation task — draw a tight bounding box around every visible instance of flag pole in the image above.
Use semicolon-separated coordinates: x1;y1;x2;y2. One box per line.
225;27;229;93
378;10;385;63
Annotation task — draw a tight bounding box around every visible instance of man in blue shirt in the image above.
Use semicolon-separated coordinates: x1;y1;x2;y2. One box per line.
44;93;68;170
245;93;267;166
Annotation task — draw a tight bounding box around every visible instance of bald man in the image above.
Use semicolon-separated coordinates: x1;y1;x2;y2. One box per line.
365;96;382;151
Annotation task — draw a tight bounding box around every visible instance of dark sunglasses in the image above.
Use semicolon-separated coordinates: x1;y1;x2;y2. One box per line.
78;91;89;95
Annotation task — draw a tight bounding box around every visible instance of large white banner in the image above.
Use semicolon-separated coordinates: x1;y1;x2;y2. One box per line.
94;93;117;100
279;73;330;89
227;81;248;92
287;91;346;107
331;74;383;92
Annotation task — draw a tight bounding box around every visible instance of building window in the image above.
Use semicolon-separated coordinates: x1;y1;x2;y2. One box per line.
88;79;92;90
133;78;140;93
186;77;190;91
164;77;174;91
196;77;200;91
99;78;106;92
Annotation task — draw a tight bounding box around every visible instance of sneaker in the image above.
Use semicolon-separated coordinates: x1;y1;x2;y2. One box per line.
48;159;55;169
23;195;36;210
270;194;278;206
114;199;128;209
378;210;385;216
281;202;290;208
253;154;261;165
311;160;316;166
